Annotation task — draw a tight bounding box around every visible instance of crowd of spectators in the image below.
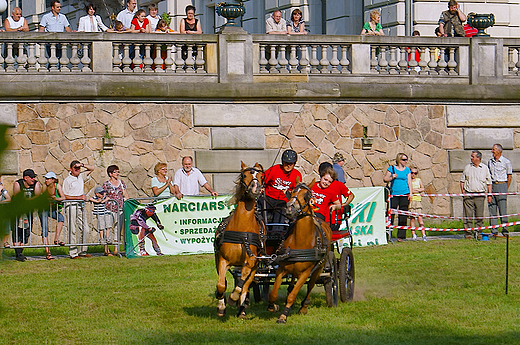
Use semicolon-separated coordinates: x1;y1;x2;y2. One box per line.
2;1;197;34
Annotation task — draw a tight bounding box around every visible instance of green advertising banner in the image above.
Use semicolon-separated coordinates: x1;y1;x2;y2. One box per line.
337;186;387;248
124;195;234;258
124;187;387;258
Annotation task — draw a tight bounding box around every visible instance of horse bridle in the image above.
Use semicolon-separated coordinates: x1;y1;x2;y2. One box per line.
286;183;314;221
239;167;263;197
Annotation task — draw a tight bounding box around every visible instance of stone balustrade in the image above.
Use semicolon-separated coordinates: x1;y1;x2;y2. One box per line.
1;33;520;101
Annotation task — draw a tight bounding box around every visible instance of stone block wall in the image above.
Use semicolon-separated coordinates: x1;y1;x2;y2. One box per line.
2;102;520;219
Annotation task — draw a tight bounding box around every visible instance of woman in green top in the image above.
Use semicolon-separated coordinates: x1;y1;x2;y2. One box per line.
361;9;385;36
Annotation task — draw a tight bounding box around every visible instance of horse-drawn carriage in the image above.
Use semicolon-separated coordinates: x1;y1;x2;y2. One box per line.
214;162;355;323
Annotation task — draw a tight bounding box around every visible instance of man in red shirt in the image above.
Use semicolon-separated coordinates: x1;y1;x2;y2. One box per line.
259;150;302;238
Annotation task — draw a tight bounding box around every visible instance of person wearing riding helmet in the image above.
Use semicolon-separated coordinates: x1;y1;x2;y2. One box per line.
129;204;164;256
259;149;303;238
319;162;355;230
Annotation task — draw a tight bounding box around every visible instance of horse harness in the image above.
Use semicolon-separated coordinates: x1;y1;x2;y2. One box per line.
214;212;266;257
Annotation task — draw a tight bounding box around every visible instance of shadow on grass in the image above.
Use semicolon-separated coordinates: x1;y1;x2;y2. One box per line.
117;326;520;345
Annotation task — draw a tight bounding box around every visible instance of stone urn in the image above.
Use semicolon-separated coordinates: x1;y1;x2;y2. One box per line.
467;13;495;37
216;2;245;27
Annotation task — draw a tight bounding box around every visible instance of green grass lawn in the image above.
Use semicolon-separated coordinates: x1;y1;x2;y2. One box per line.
1;237;519;345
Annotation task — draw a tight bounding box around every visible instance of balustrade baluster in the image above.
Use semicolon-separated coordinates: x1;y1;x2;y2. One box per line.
16;43;28;72
268;44;279;73
300;45;310;74
27;43;37;72
398;47;408;74
175;43;185;73
195;45;205;74
259;44;268;73
319;45;330;73
310;45;319;73
81;43;91;72
516;47;520;75
418;47;428;75
279;45;289;73
0;43;4;73
388;46;398;74
38;43;48;72
447;47;457;75
289;45;299;73
49;43;59;72
59;43;70;72
330;45;340;74
142;44;154;72
370;46;378;73
507;47;515;75
70;43;81;72
408;47;418;75
5;43;16;72
164;44;175;73
428;46;438;76
154;44;164;72
339;45;350;74
132;45;143;72
112;43;122;72
437;47;447;75
185;45;196;73
378;46;388;74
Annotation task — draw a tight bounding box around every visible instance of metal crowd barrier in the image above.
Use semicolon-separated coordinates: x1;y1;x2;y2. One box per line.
1;199;124;257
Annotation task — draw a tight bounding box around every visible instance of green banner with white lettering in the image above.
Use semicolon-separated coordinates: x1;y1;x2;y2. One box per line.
124;195;234;258
337;186;387;248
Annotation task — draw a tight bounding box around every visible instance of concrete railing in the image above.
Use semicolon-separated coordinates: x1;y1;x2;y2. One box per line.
1;32;520;101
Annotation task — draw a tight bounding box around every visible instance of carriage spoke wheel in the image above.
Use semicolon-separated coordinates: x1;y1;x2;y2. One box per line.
339;247;355;302
324;251;339;307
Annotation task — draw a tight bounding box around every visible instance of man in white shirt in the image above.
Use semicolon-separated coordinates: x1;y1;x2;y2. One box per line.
117;0;137;30
266;10;287;34
4;7;29;32
63;160;95;258
173;156;218;199
488;143;513;236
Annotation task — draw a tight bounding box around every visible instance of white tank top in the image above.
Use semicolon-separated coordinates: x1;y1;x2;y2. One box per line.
7;16;25;30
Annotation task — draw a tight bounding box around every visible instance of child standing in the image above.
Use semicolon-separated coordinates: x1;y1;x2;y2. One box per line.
409;168;427;241
90;186;113;256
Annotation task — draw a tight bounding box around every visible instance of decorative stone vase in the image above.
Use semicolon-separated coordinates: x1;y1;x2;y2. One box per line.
0;0;7;14
216;2;245;27
467;13;495;37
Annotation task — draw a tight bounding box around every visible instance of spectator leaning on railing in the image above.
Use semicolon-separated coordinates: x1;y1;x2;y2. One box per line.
266;10;287;34
117;0;138;30
78;3;115;32
102;165;129;255
173;156;217;199
438;0;466;37
63;160;95;259
38;0;73;32
361;9;384;36
146;3;160;32
4;7;29;32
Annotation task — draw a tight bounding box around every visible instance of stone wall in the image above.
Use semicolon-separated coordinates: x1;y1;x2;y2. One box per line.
2;102;520;218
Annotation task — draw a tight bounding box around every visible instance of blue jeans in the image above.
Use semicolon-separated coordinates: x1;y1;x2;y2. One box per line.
40;209;65;238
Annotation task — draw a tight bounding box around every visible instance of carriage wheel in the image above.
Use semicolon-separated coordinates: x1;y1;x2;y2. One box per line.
324;251;339;307
339;247;355;302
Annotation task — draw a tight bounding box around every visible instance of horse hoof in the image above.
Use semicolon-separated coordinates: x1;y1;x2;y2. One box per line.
276;317;287;324
298;307;308;315
217;308;226;317
267;304;279;313
238;312;247;320
227;296;237;306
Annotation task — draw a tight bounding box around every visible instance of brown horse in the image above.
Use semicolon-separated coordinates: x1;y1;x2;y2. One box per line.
267;179;332;323
214;162;265;318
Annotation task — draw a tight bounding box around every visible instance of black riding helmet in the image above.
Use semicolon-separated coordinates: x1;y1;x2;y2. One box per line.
281;149;297;164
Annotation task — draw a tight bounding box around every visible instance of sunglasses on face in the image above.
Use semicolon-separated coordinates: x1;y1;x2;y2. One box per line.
401;158;408;161
73;166;81;170
411;172;418;175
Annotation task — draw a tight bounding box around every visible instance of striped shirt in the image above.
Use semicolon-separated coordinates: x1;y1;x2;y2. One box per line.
488;155;512;182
